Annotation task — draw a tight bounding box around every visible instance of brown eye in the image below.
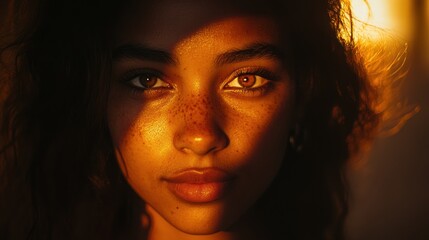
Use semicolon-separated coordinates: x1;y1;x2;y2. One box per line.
139;75;158;88
224;73;269;90
128;73;170;90
237;75;256;88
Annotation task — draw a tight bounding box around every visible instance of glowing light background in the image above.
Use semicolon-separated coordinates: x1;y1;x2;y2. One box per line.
351;0;412;39
347;1;429;240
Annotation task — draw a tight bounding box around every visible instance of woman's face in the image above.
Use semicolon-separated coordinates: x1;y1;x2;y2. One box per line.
108;0;295;235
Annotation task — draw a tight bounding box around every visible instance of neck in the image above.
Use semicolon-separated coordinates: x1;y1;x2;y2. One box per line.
142;204;271;240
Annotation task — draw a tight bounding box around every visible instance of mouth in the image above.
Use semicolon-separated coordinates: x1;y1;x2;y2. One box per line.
163;168;235;203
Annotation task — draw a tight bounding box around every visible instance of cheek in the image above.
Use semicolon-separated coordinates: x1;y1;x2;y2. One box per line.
107;94;170;184
108;116;172;208
107;92;139;147
225;94;293;163
223;93;294;193
108;90;168;152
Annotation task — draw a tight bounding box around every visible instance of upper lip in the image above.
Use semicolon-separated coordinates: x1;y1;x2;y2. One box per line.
163;168;235;184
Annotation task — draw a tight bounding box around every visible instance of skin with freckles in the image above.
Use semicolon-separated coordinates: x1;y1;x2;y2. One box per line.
108;1;295;239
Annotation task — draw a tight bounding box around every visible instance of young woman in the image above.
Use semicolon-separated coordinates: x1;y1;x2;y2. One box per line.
0;0;378;239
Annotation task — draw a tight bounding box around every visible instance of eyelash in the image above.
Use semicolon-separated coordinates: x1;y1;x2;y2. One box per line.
120;67;278;96
121;68;169;95
224;67;278;95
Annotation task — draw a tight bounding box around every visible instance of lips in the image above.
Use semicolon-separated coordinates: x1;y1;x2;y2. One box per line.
163;168;235;203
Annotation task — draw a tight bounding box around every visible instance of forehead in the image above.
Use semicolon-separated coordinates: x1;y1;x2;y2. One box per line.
115;0;281;49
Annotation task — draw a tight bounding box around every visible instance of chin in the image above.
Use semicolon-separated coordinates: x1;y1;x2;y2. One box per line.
160;203;240;235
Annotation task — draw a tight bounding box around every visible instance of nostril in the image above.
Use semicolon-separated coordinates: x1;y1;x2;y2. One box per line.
173;127;229;156
173;94;228;155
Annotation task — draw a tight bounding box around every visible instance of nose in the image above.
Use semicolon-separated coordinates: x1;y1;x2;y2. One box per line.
173;95;229;156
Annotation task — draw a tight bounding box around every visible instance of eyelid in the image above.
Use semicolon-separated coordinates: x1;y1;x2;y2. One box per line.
121;68;171;90
121;68;164;83
223;67;278;89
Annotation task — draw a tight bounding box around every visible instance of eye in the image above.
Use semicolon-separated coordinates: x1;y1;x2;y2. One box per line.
127;73;170;90
222;67;279;96
225;74;269;89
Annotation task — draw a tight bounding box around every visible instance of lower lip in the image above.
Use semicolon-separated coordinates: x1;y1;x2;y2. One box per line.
167;181;232;203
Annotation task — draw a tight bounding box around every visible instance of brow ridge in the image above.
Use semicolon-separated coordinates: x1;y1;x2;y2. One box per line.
215;43;285;65
113;43;284;66
113;44;176;64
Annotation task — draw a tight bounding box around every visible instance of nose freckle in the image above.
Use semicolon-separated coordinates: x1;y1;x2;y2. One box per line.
173;94;228;155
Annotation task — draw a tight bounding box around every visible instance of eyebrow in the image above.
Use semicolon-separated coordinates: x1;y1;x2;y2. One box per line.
113;44;177;64
215;43;285;66
112;43;285;65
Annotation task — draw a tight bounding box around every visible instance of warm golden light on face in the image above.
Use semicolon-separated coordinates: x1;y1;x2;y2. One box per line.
108;1;295;236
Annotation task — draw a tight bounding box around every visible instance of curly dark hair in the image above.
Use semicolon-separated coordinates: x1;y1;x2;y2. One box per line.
0;0;378;239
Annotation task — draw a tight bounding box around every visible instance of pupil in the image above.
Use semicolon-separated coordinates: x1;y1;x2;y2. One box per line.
238;75;256;88
140;75;157;88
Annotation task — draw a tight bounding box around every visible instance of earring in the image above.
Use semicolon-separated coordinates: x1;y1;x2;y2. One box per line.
289;125;306;152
